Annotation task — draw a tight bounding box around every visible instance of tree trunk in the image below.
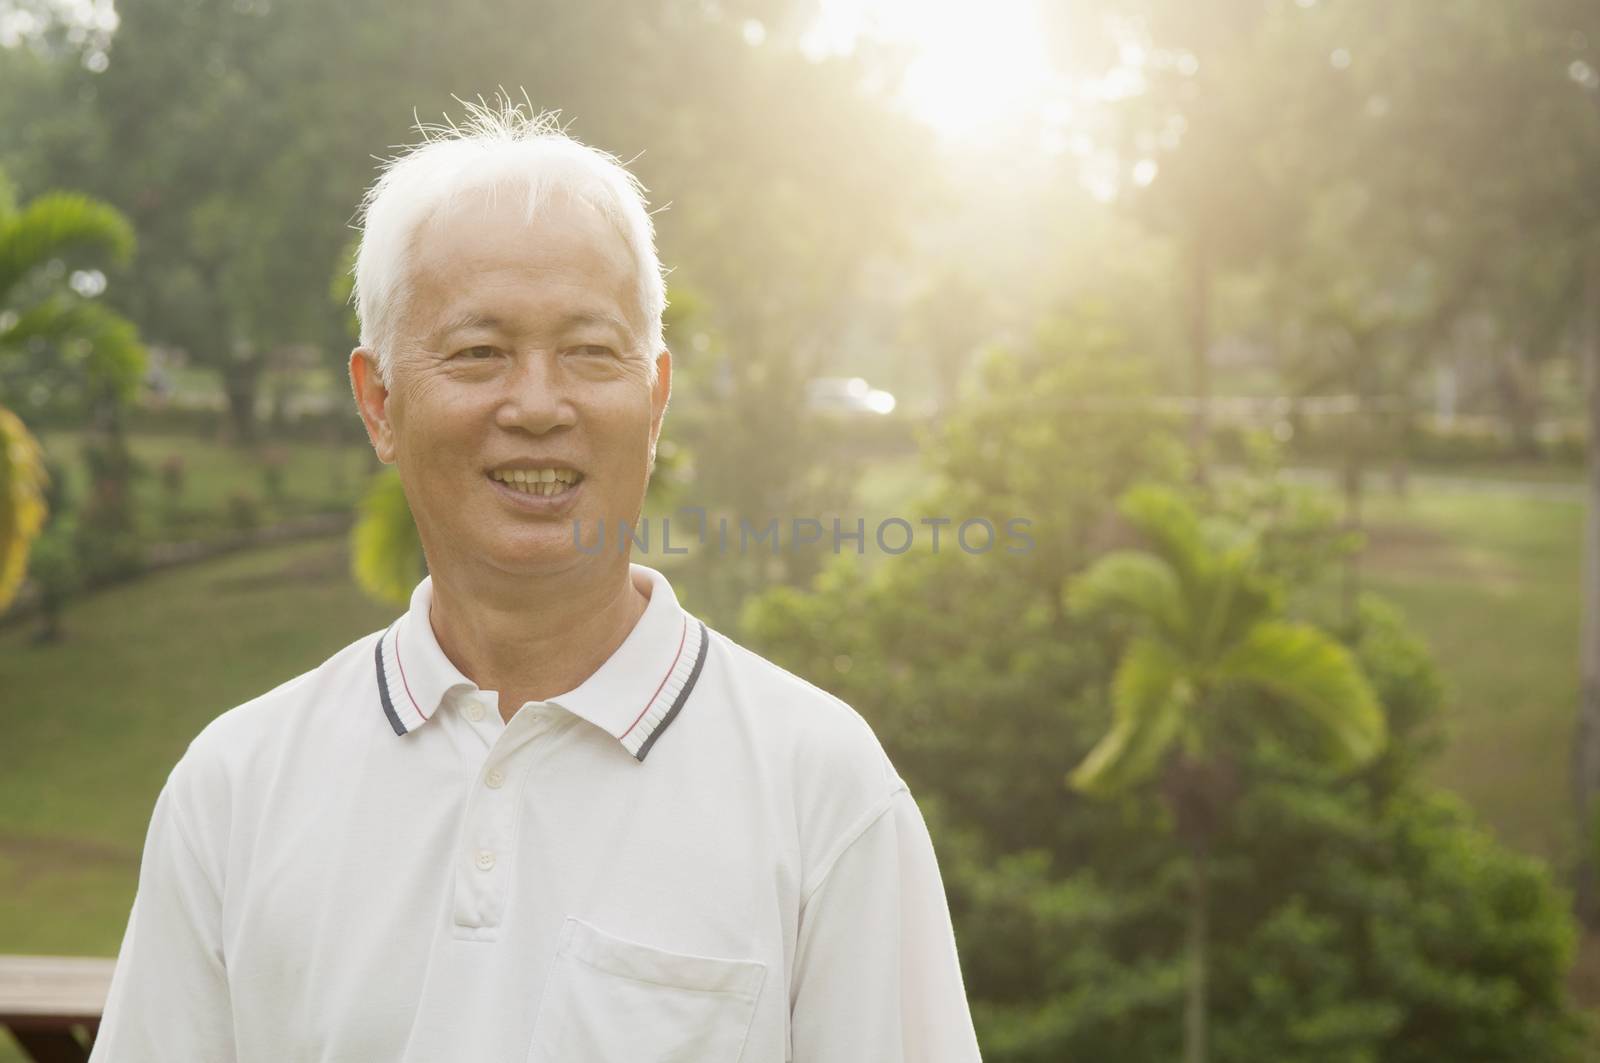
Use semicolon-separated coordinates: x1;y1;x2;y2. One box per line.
1389;405;1412;501
221;349;263;447
1341;418;1365;631
1184;836;1210;1063
1574;248;1600;926
33;599;63;644
1493;343;1541;459
1188;237;1213;486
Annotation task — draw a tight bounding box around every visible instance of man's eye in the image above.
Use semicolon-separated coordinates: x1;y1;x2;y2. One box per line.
574;345;615;358
457;345;496;359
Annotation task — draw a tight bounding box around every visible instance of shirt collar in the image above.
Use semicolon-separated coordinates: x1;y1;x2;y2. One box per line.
373;563;708;762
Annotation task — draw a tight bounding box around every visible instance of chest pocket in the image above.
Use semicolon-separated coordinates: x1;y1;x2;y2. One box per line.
527;915;767;1063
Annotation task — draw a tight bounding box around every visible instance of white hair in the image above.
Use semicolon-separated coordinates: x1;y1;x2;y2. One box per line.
351;97;667;387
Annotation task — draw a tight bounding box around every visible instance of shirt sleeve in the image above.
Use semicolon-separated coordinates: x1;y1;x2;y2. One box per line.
90;768;235;1062
789;784;982;1062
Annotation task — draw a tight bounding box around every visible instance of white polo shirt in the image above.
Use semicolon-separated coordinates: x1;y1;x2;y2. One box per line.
91;562;982;1062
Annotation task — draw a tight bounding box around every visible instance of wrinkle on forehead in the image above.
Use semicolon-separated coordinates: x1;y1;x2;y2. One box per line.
393;187;649;358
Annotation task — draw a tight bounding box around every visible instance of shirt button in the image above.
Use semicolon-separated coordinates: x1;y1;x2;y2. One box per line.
485;769;505;789
475;849;496;871
464;702;485;722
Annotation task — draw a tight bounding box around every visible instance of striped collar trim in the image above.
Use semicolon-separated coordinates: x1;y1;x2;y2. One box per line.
374;565;709;762
617;616;707;761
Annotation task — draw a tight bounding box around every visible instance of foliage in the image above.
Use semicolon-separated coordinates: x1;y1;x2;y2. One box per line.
667;287;865;626
258;446;288;505
743;318;1588;1060
11;0;929;453
226;490;261;534
351;467;424;607
26;516;81;642
0;164;144;609
72;433;143;584
0;404;47;609
0;167;143;420
1067;482;1386;799
158;453;185;529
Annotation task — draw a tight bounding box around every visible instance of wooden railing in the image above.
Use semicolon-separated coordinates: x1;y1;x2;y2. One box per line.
0;956;113;1063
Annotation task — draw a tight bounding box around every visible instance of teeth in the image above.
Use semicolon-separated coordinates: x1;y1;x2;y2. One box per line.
489;468;580;495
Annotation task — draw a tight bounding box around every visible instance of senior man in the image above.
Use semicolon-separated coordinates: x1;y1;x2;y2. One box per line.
91;104;981;1063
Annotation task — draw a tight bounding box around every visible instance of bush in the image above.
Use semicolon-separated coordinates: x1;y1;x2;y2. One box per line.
258;445;289;506
158;454;186;529
226;490;262;532
27;519;82;641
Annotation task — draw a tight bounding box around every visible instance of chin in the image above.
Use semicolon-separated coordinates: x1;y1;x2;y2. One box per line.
485;537;594;576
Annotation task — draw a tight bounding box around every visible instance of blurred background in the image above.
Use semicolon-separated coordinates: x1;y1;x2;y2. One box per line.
5;0;1600;1059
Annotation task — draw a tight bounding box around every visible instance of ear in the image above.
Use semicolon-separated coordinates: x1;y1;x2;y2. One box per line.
349;347;398;464
647;347;673;462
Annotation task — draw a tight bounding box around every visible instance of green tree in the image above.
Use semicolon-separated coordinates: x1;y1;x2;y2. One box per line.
350;467;424;608
1065;483;1387;1063
0;166;142;609
744;317;1587;1060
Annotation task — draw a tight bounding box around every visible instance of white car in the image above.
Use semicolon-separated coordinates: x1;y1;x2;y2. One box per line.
805;376;896;416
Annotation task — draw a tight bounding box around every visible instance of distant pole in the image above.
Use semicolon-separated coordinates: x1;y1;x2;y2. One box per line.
1573;246;1600;926
1189;237;1212;487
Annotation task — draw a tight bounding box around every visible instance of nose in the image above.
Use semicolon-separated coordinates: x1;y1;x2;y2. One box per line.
494;350;576;435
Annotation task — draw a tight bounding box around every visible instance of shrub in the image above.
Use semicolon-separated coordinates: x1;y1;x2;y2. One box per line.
27;520;82;642
159;454;186;529
259;445;289;506
227;490;261;532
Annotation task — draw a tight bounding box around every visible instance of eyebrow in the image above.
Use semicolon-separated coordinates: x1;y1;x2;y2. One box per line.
431;311;505;343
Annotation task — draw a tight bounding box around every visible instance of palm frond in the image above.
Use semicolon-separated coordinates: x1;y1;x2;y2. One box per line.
1117;484;1208;584
0;193;135;304
351;468;424;606
1214;620;1388;768
0;295;146;400
1066;550;1186;639
1070;636;1193;796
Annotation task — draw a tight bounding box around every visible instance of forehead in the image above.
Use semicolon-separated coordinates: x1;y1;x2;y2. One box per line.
401;189;643;339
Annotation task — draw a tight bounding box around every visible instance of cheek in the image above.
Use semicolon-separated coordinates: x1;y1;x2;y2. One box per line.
397;384;489;451
394;428;483;505
596;414;656;471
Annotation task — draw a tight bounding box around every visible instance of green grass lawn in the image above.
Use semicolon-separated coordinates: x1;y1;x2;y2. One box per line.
1349;484;1586;871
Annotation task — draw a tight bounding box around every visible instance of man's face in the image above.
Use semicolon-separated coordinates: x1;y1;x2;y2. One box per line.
352;190;670;581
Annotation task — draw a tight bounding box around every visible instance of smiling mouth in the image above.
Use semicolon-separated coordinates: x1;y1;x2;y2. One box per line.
487;468;584;497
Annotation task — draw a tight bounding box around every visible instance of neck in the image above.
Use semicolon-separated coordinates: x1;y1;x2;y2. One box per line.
427;559;650;723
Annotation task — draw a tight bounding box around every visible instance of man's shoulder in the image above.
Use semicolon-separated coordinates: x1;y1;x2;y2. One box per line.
708;625;887;746
703;626;903;792
703;626;913;895
178;625;386;781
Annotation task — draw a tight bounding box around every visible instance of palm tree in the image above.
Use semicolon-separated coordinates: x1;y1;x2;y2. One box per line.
0;168;143;611
1065;483;1387;1063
